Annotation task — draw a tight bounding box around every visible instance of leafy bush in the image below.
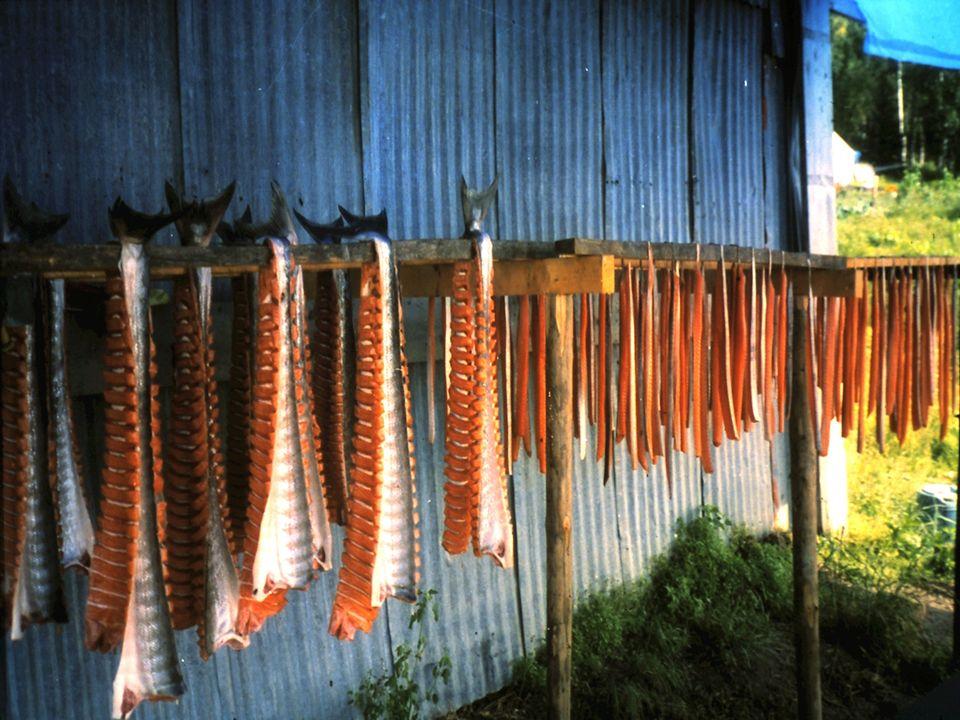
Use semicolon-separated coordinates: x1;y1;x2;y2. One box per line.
495;510;949;720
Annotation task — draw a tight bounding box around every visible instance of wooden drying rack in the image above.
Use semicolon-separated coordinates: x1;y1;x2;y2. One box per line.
2;238;959;720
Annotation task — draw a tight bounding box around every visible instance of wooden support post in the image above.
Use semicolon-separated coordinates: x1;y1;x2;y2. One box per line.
545;293;574;720
789;295;822;720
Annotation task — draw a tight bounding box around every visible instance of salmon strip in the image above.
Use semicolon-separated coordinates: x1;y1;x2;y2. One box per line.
776;267;789;433
938;269;949;439
762;264;776;439
875;270;888;452
745;255;761;425
513;296;532;460
692;260;713;473
855;289;868;453
617;272;630;446
535;295;547;474
596;293;608;463
644;246;661;461
428;296;437;443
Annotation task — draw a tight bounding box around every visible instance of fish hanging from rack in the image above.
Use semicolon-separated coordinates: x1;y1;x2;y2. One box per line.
236;183;332;637
164;181;248;659
1;178;68;640
83;198;185;718
441;176;514;568
293;209;356;527
218;206;259;558
329;207;420;641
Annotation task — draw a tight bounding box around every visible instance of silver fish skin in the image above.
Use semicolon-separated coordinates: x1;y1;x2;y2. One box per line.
367;235;419;604
334;266;356;498
7;322;66;640
251;239;314;598
192;267;247;657
474;234;514;568
293;267;333;572
46;278;95;569
112;242;183;719
201;476;246;658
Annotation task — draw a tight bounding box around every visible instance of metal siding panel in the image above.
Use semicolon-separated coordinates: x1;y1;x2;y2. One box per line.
0;0;182;245
616;444;704;582
493;0;605;647
693;0;765;248
570;296;624;598
706;427;778;530
602;0;691;244
357;4;523;712
385;363;525;715
763;57;789;250
360;0;497;238
493;0;604;241
177;0;364;220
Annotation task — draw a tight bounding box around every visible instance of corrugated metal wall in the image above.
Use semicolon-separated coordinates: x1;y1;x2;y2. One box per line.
2;1;794;717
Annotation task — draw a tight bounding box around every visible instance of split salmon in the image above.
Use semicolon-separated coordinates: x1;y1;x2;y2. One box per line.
4;179;94;576
91;199;184;718
237;186;331;637
329;209;419;641
1;181;68;638
164;182;246;658
442;178;513;567
218;207;258;557
295;209;357;526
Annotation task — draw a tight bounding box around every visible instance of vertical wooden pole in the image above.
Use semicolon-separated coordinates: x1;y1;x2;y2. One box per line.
789;295;822;720
546;293;574;720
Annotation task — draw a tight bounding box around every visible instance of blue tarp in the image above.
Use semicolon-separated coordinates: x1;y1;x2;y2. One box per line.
834;0;960;70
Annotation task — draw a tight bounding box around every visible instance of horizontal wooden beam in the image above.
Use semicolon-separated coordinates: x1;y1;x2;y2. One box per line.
397;256;615;297
558;238;850;270
0;240;562;279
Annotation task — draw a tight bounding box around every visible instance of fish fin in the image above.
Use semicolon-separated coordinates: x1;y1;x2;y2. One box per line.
108;197;183;242
2;176;69;242
168;181;236;246
338;205;389;236
459;174;498;233
293;208;344;243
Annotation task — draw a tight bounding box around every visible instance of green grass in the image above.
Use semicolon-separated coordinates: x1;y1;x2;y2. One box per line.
453;512;948;720
836;176;958;593
837;174;960;257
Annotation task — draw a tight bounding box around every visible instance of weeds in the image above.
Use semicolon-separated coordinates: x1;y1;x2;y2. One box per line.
350;589;452;720
498;511;949;720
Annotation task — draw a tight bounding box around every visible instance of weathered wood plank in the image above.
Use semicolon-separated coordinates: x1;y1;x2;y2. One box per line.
398;256;614;297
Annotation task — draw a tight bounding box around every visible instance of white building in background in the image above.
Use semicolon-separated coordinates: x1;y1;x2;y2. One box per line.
832;131;879;191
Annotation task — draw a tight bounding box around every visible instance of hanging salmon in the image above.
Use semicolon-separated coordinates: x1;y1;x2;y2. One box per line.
83;198;184;717
164;181;247;659
218;206;259;557
534;294;548;474
236;185;332;636
294;209;356;526
2;179;67;639
329;208;419;641
441;177;513;567
512;296;532;461
691;249;712;473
